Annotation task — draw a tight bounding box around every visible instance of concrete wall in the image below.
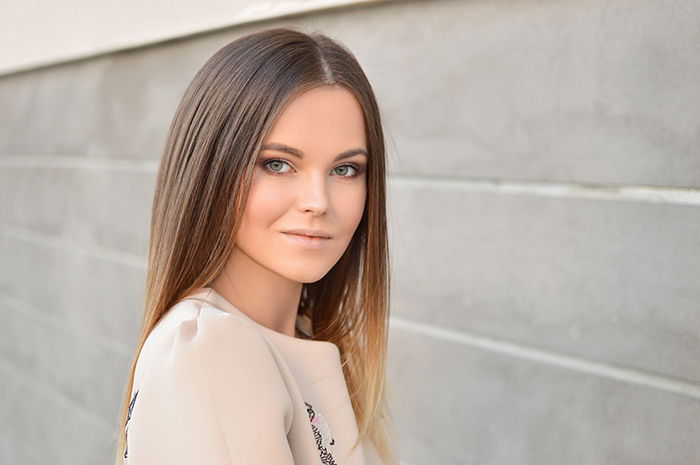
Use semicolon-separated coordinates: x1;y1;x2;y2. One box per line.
1;0;699;464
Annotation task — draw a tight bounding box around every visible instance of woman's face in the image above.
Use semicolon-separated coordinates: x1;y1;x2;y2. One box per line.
234;85;368;283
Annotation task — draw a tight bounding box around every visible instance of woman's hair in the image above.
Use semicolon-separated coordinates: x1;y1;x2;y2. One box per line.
113;26;396;465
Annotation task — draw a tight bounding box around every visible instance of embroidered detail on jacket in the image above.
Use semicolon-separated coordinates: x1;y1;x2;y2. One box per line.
305;401;337;465
123;389;139;459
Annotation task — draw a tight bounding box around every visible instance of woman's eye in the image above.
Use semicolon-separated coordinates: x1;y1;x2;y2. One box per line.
262;159;292;174
333;164;360;178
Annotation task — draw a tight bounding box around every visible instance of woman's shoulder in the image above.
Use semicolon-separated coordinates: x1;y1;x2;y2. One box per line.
124;297;296;463
133;296;282;393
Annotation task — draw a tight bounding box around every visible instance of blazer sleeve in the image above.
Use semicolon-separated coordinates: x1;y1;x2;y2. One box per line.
124;310;296;465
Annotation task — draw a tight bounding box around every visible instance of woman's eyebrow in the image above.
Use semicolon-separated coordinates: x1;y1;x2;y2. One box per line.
261;143;368;162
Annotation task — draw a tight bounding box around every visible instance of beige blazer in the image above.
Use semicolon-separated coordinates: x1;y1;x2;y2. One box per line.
123;286;385;465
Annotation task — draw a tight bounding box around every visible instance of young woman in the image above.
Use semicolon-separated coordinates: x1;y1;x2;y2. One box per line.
113;27;398;465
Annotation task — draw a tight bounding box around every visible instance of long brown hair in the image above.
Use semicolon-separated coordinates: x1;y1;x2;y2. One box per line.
113;26;397;465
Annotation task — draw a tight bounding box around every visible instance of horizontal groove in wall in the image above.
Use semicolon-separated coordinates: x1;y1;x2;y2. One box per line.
390;173;700;206
2;155;698;205
0;154;159;172
0;357;112;431
0;223;146;269
0;0;384;76
0;290;134;358
390;315;700;401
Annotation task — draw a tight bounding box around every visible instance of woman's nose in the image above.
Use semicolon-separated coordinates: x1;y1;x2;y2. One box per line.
296;171;329;214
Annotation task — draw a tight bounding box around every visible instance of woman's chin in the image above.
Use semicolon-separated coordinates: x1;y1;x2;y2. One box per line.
278;264;333;284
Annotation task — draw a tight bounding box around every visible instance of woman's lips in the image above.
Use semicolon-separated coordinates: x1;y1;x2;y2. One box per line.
281;232;331;249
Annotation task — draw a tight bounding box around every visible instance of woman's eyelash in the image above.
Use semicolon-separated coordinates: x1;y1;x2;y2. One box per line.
259;158;364;178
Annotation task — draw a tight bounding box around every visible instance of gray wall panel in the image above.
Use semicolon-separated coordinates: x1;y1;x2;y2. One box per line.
388;181;700;383
0;360;114;465
0;235;145;348
0;163;154;256
0;300;130;423
387;329;700;465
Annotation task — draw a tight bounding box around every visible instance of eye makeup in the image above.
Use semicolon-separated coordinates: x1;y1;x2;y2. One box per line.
257;157;366;179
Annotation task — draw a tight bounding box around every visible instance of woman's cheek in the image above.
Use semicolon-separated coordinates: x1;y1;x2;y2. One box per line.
346;185;366;229
247;178;288;221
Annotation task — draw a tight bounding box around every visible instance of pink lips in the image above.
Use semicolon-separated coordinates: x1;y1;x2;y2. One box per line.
281;232;331;249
